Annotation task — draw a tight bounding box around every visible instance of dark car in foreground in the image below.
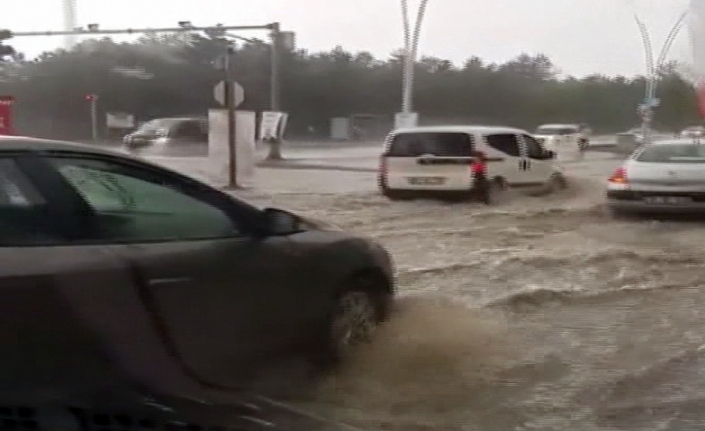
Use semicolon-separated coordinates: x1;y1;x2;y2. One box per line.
0;136;395;430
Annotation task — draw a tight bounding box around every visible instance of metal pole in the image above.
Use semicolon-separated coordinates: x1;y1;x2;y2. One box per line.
634;11;688;145
11;24;272;37
225;47;238;188
635;15;654;145
400;0;429;119
90;97;98;141
651;11;689;99
270;22;281;113
266;22;283;160
62;0;77;49
400;0;412;114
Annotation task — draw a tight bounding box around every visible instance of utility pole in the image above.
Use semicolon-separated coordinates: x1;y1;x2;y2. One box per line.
62;0;78;49
85;93;98;141
224;47;239;189
397;0;430;129
9;24;274;37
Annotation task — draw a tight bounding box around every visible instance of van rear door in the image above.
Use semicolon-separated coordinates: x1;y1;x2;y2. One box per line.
383;132;475;190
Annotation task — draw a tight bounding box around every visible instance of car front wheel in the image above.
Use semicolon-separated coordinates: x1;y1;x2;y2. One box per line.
330;291;378;358
309;284;388;369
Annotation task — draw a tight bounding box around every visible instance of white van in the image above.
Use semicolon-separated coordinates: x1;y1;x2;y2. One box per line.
378;126;564;201
533;123;588;153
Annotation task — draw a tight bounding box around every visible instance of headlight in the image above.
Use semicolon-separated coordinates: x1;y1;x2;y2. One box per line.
153;137;171;145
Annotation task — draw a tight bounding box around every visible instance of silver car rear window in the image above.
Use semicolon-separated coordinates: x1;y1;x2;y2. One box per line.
635;143;705;163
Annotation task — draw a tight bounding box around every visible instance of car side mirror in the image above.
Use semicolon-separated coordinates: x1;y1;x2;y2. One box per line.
261;207;301;236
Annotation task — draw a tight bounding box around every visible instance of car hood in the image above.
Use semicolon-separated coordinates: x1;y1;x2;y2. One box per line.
0;386;273;431
299;215;343;231
534;134;557;140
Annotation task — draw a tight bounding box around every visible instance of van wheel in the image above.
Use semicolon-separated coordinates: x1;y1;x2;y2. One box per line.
382;189;413;201
542;173;567;195
484;177;508;205
530;173;566;197
550;173;568;191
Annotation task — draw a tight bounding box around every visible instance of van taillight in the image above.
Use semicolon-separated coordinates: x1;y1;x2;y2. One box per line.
470;151;487;176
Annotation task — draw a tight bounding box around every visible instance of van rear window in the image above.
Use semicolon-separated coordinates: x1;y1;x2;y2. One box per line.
386;132;474;157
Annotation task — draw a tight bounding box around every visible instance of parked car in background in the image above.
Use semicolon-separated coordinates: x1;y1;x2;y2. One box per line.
678;125;705;139
607;138;705;215
0;136;396;426
123;117;208;150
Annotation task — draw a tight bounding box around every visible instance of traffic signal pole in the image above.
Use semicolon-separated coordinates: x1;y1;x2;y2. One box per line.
9;24;276;37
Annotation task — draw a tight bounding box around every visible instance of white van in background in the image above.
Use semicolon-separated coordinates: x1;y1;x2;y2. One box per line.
533;123;589;154
378;126;565;202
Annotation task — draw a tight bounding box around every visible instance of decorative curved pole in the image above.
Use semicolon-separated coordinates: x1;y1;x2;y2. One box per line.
400;0;429;114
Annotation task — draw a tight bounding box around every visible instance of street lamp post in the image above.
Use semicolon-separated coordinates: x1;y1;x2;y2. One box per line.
634;11;689;144
396;0;430;129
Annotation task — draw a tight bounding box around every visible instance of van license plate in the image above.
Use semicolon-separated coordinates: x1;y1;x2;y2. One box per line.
643;196;692;204
407;177;446;185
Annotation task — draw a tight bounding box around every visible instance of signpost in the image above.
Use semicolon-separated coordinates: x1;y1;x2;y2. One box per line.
213;80;245;107
85;93;99;141
212;49;245;188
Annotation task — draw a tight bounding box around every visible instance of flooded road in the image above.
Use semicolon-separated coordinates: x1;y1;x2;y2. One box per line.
153;151;705;430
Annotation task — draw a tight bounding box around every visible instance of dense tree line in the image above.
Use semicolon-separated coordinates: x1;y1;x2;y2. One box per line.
0;33;701;141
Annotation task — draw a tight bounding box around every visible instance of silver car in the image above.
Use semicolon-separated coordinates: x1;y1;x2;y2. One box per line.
606;139;705;214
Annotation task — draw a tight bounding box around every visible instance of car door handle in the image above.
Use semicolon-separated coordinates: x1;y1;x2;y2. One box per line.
147;277;192;286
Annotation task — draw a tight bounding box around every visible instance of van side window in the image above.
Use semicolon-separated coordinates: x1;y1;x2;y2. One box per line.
386;132;474;157
174;121;204;139
522;135;545;158
485;134;521;157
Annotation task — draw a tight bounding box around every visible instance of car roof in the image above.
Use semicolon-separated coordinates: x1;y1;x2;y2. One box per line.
0;135;126;155
537;123;578;129
391;125;527;135
647;138;705;146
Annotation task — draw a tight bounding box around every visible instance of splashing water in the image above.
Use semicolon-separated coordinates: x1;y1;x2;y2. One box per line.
303;296;521;428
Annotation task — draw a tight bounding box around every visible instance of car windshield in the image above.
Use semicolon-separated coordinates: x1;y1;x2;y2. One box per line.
535;126;576;135
635;143;705;163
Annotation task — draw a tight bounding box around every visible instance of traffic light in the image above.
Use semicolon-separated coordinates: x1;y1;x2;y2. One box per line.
0;29;14;60
84;94;98;102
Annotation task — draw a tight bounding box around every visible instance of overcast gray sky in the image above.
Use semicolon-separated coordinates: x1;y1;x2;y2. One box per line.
3;0;699;77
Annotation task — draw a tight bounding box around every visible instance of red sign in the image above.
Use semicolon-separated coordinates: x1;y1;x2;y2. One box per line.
0;96;14;135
